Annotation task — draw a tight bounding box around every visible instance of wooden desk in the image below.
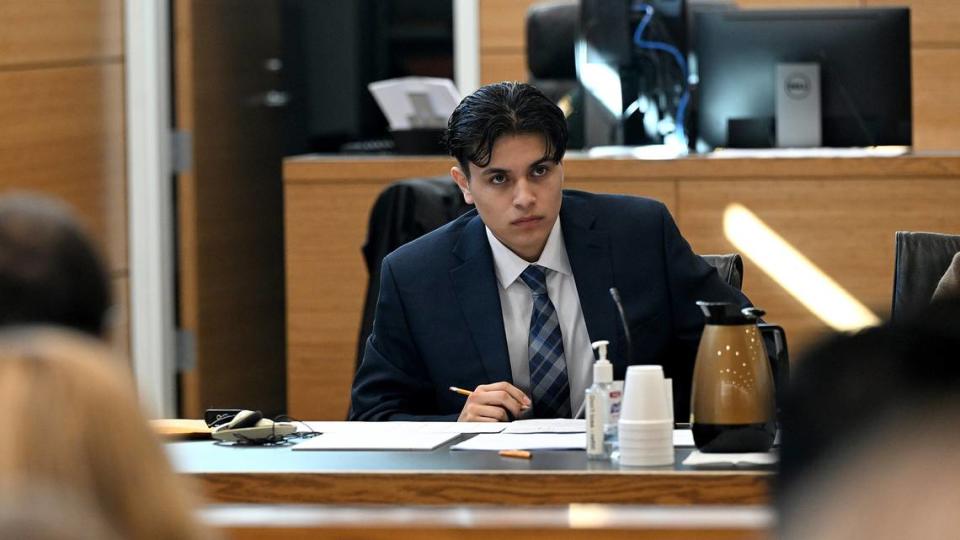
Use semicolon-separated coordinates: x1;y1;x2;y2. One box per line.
170;440;770;505
284;152;960;420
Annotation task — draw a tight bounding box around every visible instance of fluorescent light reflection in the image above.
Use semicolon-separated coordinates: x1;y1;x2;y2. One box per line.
568;504;615;528
723;203;880;332
575;42;622;117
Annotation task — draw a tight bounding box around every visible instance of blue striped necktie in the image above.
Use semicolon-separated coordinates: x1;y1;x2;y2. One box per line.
519;265;571;419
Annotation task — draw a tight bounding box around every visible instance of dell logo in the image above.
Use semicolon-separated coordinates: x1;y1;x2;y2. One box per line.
785;73;812;100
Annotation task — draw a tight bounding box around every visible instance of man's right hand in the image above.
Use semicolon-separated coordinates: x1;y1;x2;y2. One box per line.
457;382;532;422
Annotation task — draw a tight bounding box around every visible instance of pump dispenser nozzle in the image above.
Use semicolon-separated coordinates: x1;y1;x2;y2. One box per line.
591;340;613;383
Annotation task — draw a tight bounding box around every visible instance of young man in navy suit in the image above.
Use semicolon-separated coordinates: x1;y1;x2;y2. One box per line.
350;82;750;422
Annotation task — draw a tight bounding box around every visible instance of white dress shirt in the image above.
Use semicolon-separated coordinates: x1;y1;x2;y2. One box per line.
485;218;595;418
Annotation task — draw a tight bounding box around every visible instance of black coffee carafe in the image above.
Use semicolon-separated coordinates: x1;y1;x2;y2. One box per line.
690;302;776;453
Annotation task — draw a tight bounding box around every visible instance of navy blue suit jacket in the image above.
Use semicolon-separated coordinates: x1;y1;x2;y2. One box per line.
349;190;751;421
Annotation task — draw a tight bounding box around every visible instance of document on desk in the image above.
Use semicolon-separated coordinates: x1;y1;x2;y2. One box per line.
298;421;505;435
502;419;585;433
450;433;586;451
708;146;909;159
682;450;778;468
292;432;460;451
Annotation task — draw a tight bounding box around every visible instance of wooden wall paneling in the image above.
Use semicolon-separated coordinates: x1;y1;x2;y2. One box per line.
677;176;960;355
0;0;122;66
478;0;541;84
911;48;960;151
480;53;528;85
0;64;127;273
0;0;128;353
478;0;539;50
285;183;390;420
285;162;454;420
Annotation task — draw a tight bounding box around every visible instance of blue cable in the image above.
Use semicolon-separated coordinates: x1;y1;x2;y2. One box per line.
632;3;689;142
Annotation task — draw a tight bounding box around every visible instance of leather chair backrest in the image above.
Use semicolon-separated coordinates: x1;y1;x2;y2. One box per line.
701;253;744;290
527;1;578;80
357;177;471;370
891;231;960;322
526;1;584;149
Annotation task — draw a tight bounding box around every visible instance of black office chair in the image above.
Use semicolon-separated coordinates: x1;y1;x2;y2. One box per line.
891;231;960;322
701;253;743;290
526;1;584;149
356;177;472;372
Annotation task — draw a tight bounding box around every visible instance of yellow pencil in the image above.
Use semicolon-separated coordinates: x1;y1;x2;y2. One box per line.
498;449;532;459
448;386;473;397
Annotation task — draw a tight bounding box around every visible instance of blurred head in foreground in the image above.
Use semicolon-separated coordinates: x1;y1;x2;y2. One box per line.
0;327;208;540
0;194;111;337
778;300;960;539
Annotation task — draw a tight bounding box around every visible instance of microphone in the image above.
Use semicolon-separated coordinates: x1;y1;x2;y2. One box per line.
609;287;633;363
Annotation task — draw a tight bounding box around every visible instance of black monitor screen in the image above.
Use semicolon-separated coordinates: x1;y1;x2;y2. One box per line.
694;8;911;149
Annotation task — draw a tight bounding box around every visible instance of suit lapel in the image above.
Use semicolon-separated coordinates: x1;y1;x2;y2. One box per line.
450;216;512;383
561;196;623;366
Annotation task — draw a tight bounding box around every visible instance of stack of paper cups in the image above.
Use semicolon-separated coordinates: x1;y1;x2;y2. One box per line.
618;365;674;466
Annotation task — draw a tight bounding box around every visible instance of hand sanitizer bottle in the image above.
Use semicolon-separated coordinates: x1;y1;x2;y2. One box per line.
586;340;614;460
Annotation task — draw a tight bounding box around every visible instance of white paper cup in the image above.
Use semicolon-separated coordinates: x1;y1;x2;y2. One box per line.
618;419;673;429
620;365;671;422
619;429;672;441
619;444;674;456
619;432;673;447
618;431;673;444
619;449;675;467
619;441;673;452
618;431;672;439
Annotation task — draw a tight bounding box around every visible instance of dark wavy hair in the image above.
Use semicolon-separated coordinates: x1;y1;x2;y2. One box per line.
443;81;568;177
0;194;111;337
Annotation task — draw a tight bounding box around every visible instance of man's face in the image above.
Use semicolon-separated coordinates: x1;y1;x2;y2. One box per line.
451;133;563;262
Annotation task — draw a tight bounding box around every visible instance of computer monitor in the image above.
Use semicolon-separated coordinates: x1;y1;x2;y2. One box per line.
693;8;911;149
577;0;687;147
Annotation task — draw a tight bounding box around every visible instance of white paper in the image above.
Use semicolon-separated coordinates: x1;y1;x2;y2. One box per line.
296;421;504;435
681;450;778;467
708;146;909;159
673;429;695;447
587;144;688;160
368;77;461;130
502;419;585;434
292;432;459;451
671;429;780;447
450;433;586;451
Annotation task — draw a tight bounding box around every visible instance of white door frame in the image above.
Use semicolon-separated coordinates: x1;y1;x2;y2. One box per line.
454;0;480;95
122;0;481;417
124;0;177;417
